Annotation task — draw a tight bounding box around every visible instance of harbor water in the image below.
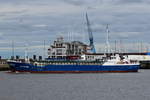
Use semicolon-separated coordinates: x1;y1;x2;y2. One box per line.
0;70;150;100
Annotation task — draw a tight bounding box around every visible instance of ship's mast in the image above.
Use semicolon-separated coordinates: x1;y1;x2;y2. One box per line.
43;40;46;59
25;43;29;62
114;40;117;53
106;24;111;53
12;40;15;59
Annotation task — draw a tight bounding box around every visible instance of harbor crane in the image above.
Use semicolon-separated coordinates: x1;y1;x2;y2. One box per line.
86;12;96;53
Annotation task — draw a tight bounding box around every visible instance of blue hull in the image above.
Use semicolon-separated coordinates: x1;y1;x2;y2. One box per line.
7;61;139;73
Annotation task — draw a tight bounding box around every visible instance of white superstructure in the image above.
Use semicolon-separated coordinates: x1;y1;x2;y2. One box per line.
48;37;87;59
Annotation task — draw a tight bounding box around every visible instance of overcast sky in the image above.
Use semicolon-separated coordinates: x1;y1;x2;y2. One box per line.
0;0;150;58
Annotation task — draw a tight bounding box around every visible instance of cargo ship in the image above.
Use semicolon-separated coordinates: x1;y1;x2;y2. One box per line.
7;37;139;73
7;54;139;73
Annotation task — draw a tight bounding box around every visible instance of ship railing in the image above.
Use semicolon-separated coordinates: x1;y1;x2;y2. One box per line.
32;59;104;66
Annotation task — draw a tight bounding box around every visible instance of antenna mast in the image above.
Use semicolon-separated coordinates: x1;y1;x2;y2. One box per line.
43;40;46;59
25;43;29;62
106;24;111;53
12;40;15;59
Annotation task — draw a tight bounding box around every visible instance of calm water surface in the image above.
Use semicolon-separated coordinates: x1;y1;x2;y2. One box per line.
0;70;150;100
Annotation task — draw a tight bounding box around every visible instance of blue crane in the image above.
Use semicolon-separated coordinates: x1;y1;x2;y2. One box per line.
86;12;96;53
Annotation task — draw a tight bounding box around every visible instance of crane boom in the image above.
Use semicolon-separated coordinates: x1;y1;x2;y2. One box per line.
86;12;96;53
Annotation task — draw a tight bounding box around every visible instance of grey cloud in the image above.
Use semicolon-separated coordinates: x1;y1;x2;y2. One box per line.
62;0;87;6
0;0;150;58
114;0;143;4
0;0;66;5
62;0;150;6
0;10;28;20
62;0;101;6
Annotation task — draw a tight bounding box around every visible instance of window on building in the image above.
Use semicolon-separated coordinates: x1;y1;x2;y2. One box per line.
56;49;62;55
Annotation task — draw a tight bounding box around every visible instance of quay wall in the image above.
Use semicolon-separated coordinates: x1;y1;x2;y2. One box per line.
0;59;10;71
140;61;150;69
0;64;10;71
